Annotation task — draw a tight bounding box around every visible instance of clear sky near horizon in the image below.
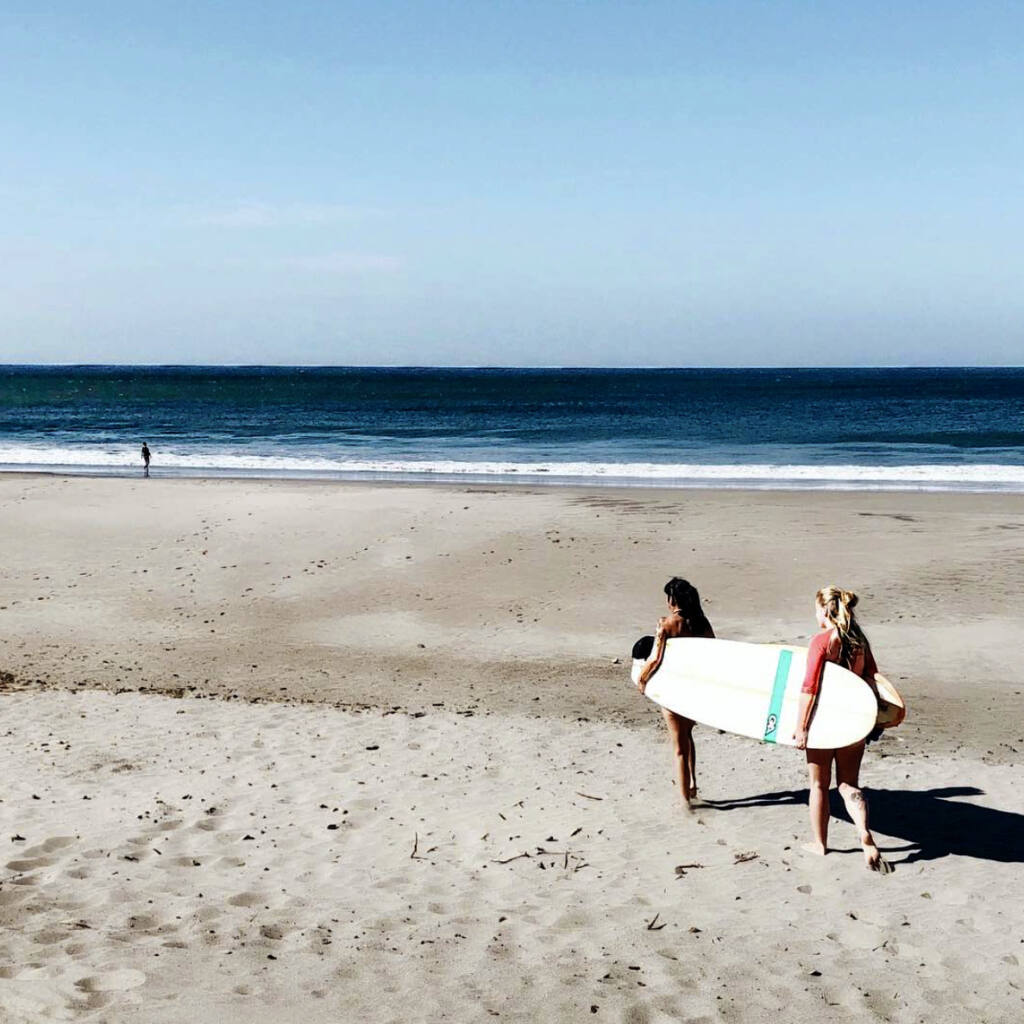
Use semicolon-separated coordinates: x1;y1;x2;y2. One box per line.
2;2;1022;367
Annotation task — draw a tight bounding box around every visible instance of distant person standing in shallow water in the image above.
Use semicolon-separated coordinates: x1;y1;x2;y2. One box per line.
141;442;151;478
635;577;715;812
795;586;890;873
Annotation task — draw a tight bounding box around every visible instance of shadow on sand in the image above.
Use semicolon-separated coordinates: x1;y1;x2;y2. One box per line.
702;786;1024;865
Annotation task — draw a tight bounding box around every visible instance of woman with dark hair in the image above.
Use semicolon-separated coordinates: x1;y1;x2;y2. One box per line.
636;577;715;811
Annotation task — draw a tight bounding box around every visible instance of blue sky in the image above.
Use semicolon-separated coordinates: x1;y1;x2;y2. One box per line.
2;1;1022;366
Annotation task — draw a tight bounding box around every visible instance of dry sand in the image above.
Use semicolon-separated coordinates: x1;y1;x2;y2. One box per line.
1;476;1022;1022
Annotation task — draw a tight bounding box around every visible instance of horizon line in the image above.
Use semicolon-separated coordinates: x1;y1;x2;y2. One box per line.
2;362;1022;372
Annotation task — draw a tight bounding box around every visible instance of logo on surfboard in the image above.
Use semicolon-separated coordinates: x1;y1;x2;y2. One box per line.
763;649;792;743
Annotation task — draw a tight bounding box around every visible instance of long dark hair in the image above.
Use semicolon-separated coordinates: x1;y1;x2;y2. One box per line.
664;577;711;634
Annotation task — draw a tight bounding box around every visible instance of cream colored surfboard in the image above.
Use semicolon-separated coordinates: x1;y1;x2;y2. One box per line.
631;637;882;749
873;674;907;729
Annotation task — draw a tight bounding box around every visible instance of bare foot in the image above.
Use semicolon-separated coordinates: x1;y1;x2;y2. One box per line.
801;841;827;856
862;837;892;874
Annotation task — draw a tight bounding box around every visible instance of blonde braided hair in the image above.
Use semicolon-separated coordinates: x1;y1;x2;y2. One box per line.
816;585;869;667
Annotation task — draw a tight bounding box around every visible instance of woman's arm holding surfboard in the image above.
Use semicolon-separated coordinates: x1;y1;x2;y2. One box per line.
794;692;816;750
637;623;668;693
794;633;828;748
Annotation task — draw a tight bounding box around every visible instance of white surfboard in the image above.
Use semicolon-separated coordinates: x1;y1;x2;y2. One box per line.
631;637;879;749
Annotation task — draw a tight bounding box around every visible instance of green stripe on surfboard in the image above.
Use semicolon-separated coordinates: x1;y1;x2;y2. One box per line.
763;648;792;743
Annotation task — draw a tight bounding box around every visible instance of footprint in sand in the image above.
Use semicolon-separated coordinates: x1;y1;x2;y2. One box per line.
159;855;204;869
26;836;76;857
214;856;247;869
124;913;161;932
228;891;268;908
5;857;56;873
30;928;73;946
75;969;146;994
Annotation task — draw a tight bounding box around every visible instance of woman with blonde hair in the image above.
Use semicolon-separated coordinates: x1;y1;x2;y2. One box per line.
795;586;890;872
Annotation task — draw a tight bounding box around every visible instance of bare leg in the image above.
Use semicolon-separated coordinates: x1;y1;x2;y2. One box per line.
662;709;693;811
687;723;697;799
803;748;833;855
836;742;889;872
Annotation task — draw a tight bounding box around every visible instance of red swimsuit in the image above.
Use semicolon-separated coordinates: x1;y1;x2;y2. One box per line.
801;629;878;696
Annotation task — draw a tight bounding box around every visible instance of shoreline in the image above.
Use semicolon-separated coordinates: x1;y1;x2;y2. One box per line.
3;465;1024;495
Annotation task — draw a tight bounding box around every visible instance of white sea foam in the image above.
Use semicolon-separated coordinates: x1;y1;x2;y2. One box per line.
1;444;1023;491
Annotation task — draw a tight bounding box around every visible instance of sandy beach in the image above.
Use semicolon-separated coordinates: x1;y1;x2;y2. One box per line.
1;475;1022;1022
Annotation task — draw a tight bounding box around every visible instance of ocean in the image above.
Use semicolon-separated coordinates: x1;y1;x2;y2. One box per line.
0;365;1022;492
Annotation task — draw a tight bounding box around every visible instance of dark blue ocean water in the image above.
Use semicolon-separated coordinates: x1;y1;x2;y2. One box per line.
1;366;1022;491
